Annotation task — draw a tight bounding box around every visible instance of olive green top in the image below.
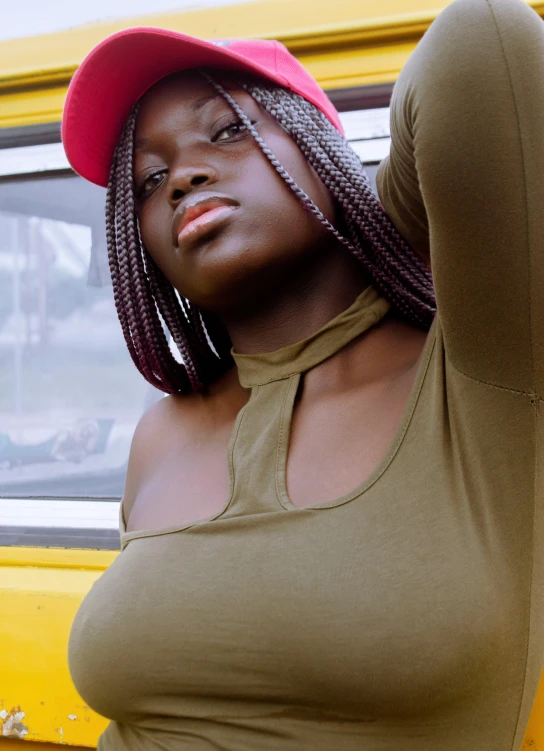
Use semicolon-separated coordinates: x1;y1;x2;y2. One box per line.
68;0;544;748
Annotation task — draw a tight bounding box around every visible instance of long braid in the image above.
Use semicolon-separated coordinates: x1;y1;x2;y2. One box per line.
145;252;228;382
107;72;436;393
108;112;211;392
261;87;434;294
250;84;434;294
201;73;435;329
110;112;165;388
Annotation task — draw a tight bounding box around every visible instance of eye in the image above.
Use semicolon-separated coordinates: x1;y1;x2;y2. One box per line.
214;119;254;143
135;170;166;200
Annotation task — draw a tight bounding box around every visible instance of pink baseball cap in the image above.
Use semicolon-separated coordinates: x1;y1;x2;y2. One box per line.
62;28;344;187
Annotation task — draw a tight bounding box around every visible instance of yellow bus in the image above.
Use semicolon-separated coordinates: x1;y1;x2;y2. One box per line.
0;0;542;748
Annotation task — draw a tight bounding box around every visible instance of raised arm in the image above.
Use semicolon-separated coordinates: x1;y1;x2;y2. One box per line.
377;0;544;396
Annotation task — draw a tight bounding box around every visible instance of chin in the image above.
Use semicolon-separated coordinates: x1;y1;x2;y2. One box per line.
182;278;263;317
175;239;281;315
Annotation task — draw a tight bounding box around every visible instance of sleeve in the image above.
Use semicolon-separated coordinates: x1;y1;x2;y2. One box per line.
376;0;544;396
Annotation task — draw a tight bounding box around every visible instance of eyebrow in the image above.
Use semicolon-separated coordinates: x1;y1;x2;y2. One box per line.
192;92;223;111
134;93;224;151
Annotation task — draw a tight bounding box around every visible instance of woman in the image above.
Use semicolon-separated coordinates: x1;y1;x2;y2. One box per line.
62;0;543;748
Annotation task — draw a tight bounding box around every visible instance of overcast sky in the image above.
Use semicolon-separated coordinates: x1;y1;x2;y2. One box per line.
2;0;244;41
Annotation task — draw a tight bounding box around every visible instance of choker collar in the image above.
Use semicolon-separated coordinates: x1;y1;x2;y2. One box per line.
232;286;390;388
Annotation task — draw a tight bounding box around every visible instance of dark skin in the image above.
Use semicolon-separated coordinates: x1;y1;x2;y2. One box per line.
124;70;428;532
133;70;368;351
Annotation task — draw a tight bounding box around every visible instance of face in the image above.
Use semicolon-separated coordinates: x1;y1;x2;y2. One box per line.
133;70;339;315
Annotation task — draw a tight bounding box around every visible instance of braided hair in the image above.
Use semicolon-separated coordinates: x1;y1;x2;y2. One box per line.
106;71;436;394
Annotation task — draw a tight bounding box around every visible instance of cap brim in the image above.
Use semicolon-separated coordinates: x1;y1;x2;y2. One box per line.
62;28;291;187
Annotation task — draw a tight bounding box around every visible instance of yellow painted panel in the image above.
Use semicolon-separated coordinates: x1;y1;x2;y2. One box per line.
524;673;544;750
302;41;417;90
0;547;117;571
0;87;67;129
0;547;115;747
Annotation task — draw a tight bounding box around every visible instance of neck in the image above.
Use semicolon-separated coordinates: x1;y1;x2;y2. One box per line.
222;249;370;355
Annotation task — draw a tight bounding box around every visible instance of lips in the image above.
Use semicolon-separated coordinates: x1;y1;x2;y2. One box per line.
173;195;239;247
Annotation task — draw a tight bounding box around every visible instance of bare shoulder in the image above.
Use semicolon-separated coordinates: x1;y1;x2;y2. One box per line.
121;391;198;522
130;390;198;464
122;367;248;522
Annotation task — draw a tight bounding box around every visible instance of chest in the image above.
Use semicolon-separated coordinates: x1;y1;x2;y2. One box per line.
127;364;418;532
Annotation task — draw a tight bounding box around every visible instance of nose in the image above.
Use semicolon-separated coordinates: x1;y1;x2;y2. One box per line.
167;161;219;206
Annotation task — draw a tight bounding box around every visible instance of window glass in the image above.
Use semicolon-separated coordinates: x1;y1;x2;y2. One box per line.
0;175;157;499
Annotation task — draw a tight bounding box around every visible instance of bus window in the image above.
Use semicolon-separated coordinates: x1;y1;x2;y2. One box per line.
0;171;160;547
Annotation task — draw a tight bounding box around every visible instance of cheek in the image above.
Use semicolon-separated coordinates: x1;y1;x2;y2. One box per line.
262;131;337;225
138;198;172;266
